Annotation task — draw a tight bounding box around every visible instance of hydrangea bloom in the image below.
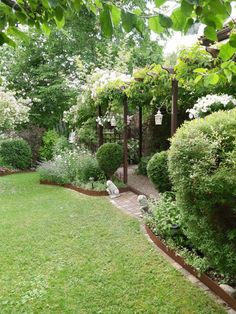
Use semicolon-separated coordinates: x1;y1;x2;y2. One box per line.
187;94;236;119
0;88;31;130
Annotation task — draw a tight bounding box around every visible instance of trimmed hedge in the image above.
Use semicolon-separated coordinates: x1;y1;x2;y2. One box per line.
147;151;172;192
168;109;236;277
0;138;32;169
96;143;123;178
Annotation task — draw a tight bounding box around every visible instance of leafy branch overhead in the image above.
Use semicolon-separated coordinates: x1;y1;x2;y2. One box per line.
0;0;236;62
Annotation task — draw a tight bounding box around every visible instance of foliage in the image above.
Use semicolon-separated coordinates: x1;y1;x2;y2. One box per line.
136;155;153;176
187;94;236;119
1;0;236;85
38;147;105;185
76;119;98;151
168;108;236;277
0;88;30;130
147;192;181;238
96;143;123;178
147;150;172;192
39;130;60;161
0;138;32;169
0;173;225;313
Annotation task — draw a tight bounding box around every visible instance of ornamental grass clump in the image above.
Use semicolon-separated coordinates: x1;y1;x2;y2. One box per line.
168;108;236;277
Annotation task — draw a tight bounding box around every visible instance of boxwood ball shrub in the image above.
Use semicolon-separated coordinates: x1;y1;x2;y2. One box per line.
96;143;123;178
147;151;172;192
0;138;32;169
168;109;236;277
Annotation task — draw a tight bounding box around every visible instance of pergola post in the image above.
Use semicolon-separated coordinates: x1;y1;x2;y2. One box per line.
139;106;142;160
123;95;128;184
97;105;103;147
171;78;178;136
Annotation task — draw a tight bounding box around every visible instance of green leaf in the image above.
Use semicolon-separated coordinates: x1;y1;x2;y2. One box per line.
6;26;29;43
148;16;163;34
135;18;145;34
121;11;136;33
41;23;51;36
229;62;236;74
0;32;16;47
111;5;121;28
55;6;64;21
223;69;232;82
194;75;203;83
159;14;172;28
219;42;236;61
100;4;113;38
204;73;219;85
73;0;81;11
181;0;193;16
171;8;187;31
229;33;236;48
55;15;65;29
204;26;217;42
154;0;166;7
193;68;207;73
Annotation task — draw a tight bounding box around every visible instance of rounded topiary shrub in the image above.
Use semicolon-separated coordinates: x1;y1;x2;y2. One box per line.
0;138;32;169
147;151;172;193
96;143;123;178
168;109;236;277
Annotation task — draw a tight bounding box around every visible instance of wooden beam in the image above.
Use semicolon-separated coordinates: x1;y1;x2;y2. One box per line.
171;79;178;136
139;106;142;161
123;96;128;184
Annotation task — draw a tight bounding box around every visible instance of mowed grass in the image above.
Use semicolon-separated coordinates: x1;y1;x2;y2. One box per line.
0;173;225;314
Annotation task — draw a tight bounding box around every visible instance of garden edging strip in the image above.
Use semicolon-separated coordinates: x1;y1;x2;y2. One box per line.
145;225;236;311
40;180;131;196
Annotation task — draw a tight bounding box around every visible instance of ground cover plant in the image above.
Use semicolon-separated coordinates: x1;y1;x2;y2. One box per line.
0;173;226;313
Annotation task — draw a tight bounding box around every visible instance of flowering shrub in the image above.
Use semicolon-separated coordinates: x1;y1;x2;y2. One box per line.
187;94;236;119
38;148;105;185
0;88;31;130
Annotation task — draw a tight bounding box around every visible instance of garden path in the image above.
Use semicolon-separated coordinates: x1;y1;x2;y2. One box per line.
116;165;159;198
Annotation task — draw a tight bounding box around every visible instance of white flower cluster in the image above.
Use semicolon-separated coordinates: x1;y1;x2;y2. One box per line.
89;68;131;99
0;88;31;130
187;94;236;119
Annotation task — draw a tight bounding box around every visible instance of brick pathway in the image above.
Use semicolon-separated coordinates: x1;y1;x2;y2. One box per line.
116;165;159;198
109;191;141;219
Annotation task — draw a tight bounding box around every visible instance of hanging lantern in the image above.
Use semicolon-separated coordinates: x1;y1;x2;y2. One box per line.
110;116;117;127
155;109;163;125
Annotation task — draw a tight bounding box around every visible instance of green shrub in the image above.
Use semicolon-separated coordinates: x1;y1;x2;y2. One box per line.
168;109;236;277
0;138;32;169
39;130;59;160
147;151;172;192
96;143;123;178
136;155;153;176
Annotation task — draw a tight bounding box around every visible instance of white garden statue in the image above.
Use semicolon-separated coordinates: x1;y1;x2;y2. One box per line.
106;180;120;198
137;195;149;213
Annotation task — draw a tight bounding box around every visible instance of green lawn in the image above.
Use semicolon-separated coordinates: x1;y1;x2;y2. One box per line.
0;173;226;314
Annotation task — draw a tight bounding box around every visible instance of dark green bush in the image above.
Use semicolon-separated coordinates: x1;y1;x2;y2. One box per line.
39;130;59;160
147;151;172;192
96;143;123;178
136;155;153;176
0;139;32;169
168;109;236;277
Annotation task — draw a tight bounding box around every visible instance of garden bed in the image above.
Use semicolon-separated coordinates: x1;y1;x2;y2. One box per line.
0;167;34;176
40;179;131;196
145;225;236;311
